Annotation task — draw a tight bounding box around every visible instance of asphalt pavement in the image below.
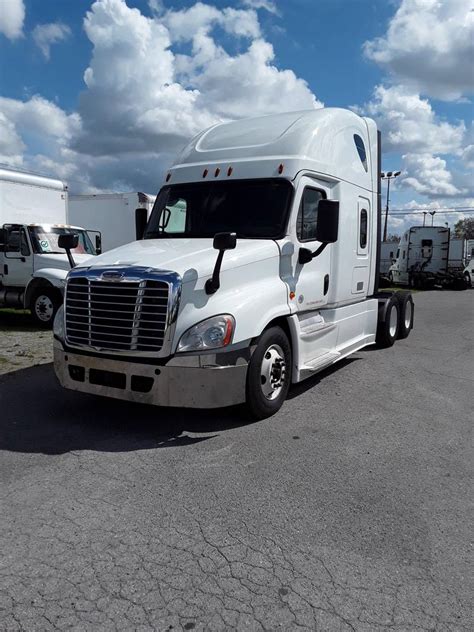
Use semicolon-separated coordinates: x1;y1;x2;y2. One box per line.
0;290;472;631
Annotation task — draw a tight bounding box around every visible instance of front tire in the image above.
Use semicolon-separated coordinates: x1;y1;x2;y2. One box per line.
245;326;292;420
30;287;61;328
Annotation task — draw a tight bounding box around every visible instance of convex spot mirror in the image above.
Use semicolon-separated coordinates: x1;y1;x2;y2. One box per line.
58;233;79;250
213;232;237;251
315;199;339;243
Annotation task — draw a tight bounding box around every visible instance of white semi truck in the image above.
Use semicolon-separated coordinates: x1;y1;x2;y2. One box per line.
53;109;414;418
69;192;156;252
0;167;98;326
388;226;467;289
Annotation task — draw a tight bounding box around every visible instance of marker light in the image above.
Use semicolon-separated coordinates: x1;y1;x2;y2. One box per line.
227;166;233;176
278;163;284;174
289;291;295;300
202;168;208;178
165;172;171;182
215;167;220;177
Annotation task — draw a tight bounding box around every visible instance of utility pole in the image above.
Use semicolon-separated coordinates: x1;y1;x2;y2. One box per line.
381;171;401;242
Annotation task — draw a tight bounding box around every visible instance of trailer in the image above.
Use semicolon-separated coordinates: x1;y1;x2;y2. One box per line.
388;226;467;290
53;108;414;419
69;192;155;252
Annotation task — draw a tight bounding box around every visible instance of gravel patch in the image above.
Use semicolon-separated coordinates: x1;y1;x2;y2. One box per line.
0;311;53;374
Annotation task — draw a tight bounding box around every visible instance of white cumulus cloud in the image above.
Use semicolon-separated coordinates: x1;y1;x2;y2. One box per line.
364;0;474;101
0;0;321;193
402;153;464;197
360;85;465;155
0;0;25;40
241;0;279;15
32;22;72;60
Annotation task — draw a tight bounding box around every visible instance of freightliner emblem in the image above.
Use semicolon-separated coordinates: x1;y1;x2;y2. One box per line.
101;271;125;282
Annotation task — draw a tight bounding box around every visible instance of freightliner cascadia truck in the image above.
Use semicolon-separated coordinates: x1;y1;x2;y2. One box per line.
53;109;414;418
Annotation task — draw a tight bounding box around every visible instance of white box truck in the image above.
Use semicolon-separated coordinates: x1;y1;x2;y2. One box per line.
0;167;98;327
69;192;155;252
388;226;467;289
53;108;414;418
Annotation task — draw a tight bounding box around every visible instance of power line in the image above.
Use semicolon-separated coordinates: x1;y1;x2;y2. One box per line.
388;209;474;215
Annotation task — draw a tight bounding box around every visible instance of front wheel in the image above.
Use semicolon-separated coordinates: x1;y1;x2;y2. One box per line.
245;326;292;420
30;287;61;328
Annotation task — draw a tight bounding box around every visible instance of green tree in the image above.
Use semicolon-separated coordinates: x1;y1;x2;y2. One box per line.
454;218;474;239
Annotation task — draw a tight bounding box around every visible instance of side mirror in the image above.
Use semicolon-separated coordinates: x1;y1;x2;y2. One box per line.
95;234;102;255
206;232;237;295
0;228;6;251
315;199;339;243
135;207;148;240
213;232;237;251
58;233;79;250
58;233;79;269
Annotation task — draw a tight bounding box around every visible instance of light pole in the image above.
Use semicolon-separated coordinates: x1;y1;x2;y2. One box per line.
429;210;436;226
423;211;427;226
381;171;401;242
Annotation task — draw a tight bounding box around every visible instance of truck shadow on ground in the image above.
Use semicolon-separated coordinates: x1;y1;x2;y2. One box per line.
1;356;360;456
0;309;36;330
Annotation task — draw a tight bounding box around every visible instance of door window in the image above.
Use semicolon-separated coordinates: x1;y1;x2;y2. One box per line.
5;228;30;256
297;188;324;242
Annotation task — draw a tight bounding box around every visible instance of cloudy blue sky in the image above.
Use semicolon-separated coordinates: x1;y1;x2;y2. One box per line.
0;0;472;234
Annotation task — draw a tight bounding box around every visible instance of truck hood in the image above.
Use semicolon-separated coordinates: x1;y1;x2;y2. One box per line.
78;238;280;279
35;252;94;272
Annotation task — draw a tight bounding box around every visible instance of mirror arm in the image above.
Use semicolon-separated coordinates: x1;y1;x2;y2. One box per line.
65;247;76;269
311;243;328;259
205;250;225;295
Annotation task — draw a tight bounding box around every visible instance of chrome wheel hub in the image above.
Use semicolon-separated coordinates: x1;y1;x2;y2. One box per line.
260;344;286;400
35;295;54;322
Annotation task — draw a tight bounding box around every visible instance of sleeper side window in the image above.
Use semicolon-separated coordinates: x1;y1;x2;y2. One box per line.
354;134;368;172
297;188;324;242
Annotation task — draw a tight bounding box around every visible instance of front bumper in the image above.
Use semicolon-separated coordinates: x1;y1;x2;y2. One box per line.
53;340;250;408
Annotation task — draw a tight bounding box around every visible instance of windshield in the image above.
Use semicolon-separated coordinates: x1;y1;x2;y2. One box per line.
144;179;293;240
29;227;96;255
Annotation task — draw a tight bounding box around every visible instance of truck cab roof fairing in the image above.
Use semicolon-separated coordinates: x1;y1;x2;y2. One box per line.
172;108;376;191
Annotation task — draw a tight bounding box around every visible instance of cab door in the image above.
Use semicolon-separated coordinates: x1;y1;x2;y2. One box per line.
2;225;33;287
290;178;331;312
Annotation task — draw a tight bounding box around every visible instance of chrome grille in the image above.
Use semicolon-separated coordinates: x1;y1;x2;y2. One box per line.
65;275;171;353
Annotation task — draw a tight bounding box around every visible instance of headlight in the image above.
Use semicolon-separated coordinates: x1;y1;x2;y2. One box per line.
177;314;235;353
53;305;65;341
